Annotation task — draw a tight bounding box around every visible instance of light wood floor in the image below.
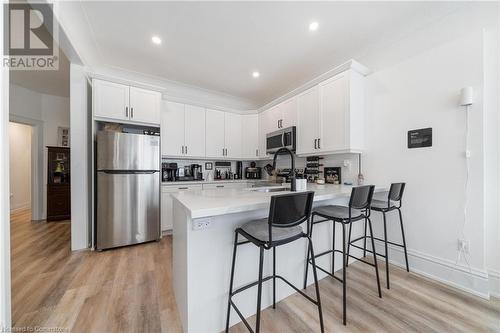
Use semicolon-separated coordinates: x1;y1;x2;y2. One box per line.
10;209;500;332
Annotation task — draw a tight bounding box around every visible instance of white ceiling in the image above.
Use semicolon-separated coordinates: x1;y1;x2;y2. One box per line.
62;1;468;108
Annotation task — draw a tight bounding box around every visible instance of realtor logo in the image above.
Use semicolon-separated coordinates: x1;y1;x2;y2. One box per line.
3;2;58;70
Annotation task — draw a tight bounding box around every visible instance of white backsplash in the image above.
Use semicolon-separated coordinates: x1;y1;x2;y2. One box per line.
162;153;362;184
257;153;361;184
161;158;254;181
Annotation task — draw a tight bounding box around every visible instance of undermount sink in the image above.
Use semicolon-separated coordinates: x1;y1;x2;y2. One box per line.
249;186;289;193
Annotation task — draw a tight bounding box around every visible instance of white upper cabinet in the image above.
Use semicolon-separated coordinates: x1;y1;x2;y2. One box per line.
296;86;320;155
161;101;185;156
184;105;206;158
205;109;225;158
318;73;349;152
161;102;206;158
129;86;161;124
93;80;130;121
224;112;242;159
318;70;365;154
296;69;365;155
264;105;282;133
93;79;161;125
241;114;259;159
280;98;297;129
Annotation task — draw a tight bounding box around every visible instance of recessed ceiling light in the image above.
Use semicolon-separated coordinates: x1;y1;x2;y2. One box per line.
151;36;162;45
309;21;319;32
252;71;260;78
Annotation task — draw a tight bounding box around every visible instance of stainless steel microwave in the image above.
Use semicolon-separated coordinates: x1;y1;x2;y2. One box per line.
266;126;296;154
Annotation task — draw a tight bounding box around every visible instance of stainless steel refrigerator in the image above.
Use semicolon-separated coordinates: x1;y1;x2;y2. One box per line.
96;131;160;250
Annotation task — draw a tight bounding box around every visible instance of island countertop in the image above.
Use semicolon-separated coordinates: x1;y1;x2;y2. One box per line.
172;184;387;219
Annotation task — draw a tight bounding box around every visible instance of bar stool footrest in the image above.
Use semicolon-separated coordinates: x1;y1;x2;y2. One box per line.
230;274;319;305
350;235;406;249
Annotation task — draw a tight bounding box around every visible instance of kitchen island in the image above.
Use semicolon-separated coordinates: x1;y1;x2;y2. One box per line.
171;184;386;332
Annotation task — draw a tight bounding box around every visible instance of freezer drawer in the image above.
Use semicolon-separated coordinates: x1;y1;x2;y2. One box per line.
97;171;160;250
97;131;160;171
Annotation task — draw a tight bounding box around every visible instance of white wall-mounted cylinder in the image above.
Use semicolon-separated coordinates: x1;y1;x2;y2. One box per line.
460;87;474;106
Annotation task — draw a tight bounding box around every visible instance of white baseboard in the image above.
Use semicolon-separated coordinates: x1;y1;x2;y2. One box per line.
488;269;500;298
9;203;30;213
373;240;491;299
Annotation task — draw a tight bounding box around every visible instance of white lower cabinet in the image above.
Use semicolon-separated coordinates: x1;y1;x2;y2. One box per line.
161;184;202;231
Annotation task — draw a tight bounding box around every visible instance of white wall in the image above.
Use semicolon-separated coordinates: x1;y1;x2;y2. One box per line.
361;3;499;297
70;63;90;251
9;84;70;219
8;123;31;211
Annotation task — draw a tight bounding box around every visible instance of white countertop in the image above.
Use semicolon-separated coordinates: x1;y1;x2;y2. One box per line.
172;184;387;219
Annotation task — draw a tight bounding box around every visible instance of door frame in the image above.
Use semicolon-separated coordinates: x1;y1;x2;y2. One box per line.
1;1;11;324
9;116;44;221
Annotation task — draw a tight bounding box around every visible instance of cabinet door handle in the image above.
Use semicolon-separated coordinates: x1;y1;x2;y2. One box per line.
256;149;258;157
185;146;188;155
130;107;134;118
314;139;317;149
125;106;128;118
318;138;321;149
178;187;188;190
181;146;184;154
216;185;224;188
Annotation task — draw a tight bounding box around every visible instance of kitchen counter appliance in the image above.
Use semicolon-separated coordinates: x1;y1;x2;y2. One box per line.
96;131;160;250
266;126;296;154
162;162;178;182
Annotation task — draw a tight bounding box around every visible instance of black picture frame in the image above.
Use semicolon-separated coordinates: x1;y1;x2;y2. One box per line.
408;128;432;148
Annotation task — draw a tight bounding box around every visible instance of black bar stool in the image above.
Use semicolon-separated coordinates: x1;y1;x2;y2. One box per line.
226;191;324;333
348;183;409;289
304;185;381;325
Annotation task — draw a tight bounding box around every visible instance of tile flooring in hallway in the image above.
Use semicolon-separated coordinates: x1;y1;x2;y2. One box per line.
9;209;500;332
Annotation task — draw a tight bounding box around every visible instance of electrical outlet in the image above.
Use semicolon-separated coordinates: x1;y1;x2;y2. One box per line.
193;218;212;230
458;239;470;255
465;150;471;158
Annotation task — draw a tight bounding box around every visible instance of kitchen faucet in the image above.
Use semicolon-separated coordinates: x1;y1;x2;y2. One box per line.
265;147;297;191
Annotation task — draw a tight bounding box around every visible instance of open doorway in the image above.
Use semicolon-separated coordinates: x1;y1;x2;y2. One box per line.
8;122;32;214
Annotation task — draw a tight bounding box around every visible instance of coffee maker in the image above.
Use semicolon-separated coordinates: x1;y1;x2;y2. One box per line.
190;164;203;181
162;162;178;182
234;161;243;180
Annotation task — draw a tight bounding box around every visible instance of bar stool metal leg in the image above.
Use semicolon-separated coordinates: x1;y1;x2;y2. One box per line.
255;246;265;333
363;218;367;257
383;212;390;289
367;217;382;298
342;223;347;325
398;208;410;272
303;214;315;290
331;220;336;273
273;246;276;309
226;231;239;333
308;236;325;333
346;223;352;268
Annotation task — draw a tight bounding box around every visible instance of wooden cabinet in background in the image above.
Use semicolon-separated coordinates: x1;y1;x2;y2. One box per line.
47;147;71;221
